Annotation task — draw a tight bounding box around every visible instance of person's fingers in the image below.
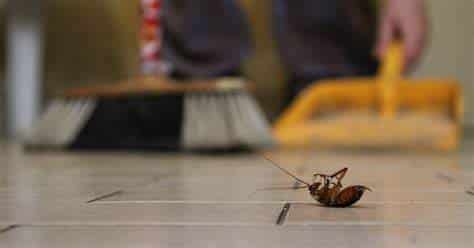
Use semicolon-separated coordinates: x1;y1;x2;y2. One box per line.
375;15;394;60
375;0;428;72
400;15;427;71
399;0;428;71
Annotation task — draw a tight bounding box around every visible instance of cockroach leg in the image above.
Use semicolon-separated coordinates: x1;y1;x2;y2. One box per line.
330;168;348;183
313;173;327;178
313;173;328;183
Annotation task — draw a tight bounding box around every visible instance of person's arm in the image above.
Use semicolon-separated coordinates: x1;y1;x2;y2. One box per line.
375;0;428;71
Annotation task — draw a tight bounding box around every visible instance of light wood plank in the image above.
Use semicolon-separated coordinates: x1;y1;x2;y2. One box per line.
91;152;473;203
96;180;474;204
287;203;474;226
1;226;473;248
0;203;281;226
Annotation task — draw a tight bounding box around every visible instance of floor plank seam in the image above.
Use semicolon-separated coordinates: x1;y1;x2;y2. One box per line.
90;200;474;206
5;223;474;228
5;223;278;227
0;225;20;235
86;190;124;204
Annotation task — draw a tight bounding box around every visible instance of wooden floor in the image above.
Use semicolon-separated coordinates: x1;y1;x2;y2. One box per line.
0;137;473;247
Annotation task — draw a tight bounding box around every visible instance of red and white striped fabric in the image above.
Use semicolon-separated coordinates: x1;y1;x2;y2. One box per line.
140;0;170;75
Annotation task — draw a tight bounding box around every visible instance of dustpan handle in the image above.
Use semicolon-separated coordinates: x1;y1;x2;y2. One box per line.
377;41;404;118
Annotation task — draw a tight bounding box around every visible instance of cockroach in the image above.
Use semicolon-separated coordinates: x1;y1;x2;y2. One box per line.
263;156;371;208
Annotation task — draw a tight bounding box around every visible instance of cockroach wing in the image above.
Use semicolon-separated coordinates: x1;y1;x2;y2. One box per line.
333;185;371;208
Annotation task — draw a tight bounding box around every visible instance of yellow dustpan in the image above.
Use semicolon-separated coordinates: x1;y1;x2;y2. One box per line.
273;42;463;151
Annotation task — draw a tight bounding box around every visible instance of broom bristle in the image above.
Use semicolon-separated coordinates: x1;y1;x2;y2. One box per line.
233;92;274;147
24;99;96;148
182;90;274;150
182;93;233;149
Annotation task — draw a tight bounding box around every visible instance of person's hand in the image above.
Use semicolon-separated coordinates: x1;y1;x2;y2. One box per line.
375;0;428;71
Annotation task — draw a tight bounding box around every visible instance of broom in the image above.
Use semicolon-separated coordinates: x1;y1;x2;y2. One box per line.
24;0;273;151
23;76;274;151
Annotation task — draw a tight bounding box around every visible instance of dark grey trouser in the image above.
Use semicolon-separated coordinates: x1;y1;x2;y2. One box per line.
273;0;378;103
162;0;252;78
163;0;377;81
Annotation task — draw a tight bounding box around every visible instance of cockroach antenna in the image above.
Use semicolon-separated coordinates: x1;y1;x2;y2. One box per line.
262;155;311;186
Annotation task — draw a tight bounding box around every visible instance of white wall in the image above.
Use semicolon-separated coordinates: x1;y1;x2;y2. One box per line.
413;0;474;125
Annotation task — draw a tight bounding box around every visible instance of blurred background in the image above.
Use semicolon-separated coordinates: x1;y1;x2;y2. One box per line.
0;0;472;137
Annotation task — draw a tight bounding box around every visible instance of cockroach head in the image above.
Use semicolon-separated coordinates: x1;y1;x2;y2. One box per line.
309;182;321;192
